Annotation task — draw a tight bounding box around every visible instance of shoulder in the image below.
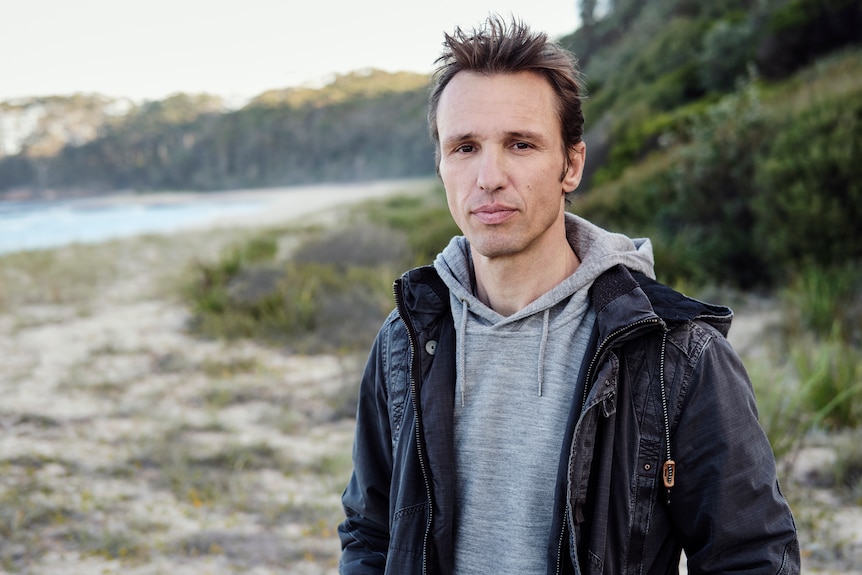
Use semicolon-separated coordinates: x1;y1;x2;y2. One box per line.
631;272;733;334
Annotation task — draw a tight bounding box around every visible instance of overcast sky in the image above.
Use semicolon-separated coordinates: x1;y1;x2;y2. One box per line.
1;0;580;104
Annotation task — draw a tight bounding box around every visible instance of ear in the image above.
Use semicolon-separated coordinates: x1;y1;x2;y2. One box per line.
562;141;587;193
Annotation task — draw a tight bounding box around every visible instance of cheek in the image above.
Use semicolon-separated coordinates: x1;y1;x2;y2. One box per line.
444;188;461;218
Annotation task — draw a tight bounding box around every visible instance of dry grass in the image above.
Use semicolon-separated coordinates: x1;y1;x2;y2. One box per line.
0;200;372;574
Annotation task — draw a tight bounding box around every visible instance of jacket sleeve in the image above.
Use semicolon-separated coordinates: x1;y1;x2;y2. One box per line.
338;318;396;574
668;325;800;574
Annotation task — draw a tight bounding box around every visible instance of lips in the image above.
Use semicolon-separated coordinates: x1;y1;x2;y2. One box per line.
472;204;517;225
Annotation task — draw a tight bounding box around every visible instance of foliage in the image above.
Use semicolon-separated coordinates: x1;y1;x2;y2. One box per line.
579;46;862;290
751;333;862;462
247;69;430;109
361;186;461;266
184;187;459;353
698;13;756;93
186;245;394;354
0;71;435;194
780;263;862;345
664;84;771;288
757;0;862;78
792;333;862;431
748;356;812;463
752;91;862;273
750;263;862;464
589;99;711;187
754;262;862;450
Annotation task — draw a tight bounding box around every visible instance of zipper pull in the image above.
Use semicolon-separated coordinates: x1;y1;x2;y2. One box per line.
663;459;675;505
662;459;675;488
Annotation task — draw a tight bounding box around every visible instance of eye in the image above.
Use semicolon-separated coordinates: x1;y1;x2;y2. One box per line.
456;144;475;153
514;142;531;150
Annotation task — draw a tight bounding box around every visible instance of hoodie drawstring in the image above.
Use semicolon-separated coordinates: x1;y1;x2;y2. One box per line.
537;309;550;397
458;298;469;407
456;302;552;403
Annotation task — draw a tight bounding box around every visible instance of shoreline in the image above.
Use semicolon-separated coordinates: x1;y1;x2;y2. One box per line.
0;177;437;256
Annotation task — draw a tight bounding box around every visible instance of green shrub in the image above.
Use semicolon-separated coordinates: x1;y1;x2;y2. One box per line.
758;0;862;79
698;15;756;93
188;256;393;353
584;85;776;289
792;332;862;430
184;192;461;353
748;356;811;463
751;331;862;461
753;93;862;272
781;263;862;344
664;85;772;288
576;151;678;233
364;188;461;266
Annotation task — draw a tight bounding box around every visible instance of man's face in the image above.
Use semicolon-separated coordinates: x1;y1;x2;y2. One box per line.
436;71;585;261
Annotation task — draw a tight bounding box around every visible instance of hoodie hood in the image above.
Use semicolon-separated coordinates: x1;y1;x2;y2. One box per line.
432;211;657;406
434;212;656;324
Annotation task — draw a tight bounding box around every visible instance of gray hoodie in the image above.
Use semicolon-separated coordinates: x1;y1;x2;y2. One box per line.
433;212;655;574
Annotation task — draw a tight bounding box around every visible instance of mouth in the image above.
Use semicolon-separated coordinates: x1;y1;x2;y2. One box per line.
472;204;517;225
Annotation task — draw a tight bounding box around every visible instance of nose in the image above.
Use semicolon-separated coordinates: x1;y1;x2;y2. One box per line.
476;148;506;193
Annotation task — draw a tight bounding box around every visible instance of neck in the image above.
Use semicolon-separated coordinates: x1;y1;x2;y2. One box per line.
472;234;580;317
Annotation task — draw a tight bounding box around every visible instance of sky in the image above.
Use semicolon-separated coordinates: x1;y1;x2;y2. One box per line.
1;0;580;105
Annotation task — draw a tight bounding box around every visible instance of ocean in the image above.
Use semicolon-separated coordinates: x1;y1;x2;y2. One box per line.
0;179;433;256
0;193;265;255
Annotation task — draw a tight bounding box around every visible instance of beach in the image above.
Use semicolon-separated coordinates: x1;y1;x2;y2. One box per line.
0;179;433;574
1;177;860;573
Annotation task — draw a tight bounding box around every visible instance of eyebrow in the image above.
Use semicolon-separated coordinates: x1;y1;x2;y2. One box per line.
442;129;550;148
507;130;549;146
441;132;477;149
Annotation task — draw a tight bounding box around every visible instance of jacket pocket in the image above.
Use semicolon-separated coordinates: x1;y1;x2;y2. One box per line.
386;322;411;449
389;502;428;556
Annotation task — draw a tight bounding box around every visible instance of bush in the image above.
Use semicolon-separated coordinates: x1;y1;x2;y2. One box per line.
363;188;461;266
698;15;756;93
748;356;811;463
753;93;862;272
185;227;398;353
781;263;862;345
184;190;461;353
751;330;862;463
664;85;772;288
792;333;862;430
765;263;862;435
757;0;862;79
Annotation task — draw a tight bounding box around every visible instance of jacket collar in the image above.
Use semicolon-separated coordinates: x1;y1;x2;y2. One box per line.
396;264;733;341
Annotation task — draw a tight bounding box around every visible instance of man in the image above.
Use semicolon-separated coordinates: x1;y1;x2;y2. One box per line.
338;15;800;575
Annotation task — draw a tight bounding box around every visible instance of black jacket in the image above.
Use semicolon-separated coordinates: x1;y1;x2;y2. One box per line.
339;264;800;574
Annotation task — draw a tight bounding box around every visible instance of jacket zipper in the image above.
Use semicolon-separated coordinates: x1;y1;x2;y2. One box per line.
393;279;434;575
580;317;664;410
555;506;569;575
557;316;665;574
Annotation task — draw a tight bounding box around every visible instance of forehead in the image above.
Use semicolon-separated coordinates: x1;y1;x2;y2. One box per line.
436;71;561;139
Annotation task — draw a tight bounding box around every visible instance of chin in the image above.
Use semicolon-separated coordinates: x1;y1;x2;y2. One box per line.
468;239;522;260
